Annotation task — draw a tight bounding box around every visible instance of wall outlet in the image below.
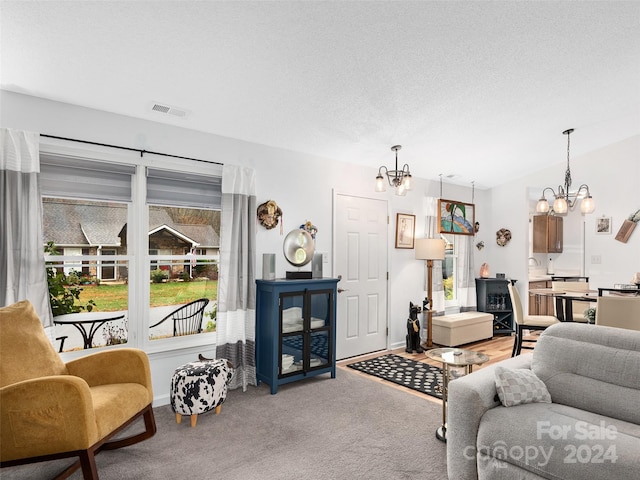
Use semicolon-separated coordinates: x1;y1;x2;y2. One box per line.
591;255;602;264
321;252;328;263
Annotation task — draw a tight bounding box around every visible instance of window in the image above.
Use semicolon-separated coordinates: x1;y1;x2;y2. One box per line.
147;205;220;341
41;149;222;352
442;234;457;306
145;168;221;342
42;197;130;350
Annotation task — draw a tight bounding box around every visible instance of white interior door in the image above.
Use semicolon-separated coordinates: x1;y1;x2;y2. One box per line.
334;193;388;360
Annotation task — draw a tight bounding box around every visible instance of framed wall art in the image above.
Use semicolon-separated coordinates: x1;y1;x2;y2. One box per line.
615;219;636;244
595;216;612;235
395;213;415;249
438;199;475;235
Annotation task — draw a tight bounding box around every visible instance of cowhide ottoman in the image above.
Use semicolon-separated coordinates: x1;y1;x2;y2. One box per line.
170;358;234;427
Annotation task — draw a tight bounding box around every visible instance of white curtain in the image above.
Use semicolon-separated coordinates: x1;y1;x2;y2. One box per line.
457;235;477;311
215;164;257;391
423;196;476;312
423;197;445;315
0;128;52;325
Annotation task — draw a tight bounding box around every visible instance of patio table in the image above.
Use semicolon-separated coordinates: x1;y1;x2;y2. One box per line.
53;312;126;349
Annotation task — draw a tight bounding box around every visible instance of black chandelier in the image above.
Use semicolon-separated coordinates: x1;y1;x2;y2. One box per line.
536;128;595;215
375;145;413;196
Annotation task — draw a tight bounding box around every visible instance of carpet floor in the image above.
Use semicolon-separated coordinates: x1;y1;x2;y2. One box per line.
2;368;448;480
347;354;444;399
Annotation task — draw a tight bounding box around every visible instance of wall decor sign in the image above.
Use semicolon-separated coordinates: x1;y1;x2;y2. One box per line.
595;216;612;235
615;219;636;244
395;213;416;249
438;199;475;235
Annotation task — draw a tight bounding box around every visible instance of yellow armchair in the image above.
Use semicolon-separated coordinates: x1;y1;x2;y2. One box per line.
0;300;156;479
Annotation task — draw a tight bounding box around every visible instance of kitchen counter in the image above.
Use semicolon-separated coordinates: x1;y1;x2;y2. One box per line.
528;272;584;282
529;275;552;282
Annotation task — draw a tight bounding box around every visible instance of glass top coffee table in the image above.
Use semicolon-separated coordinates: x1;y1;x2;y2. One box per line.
426;347;490;442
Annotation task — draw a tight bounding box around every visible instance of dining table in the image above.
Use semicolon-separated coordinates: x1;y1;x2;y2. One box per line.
53;311;126;349
528;288;598;322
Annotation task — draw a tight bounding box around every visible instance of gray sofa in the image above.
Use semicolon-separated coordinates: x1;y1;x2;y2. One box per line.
447;322;640;479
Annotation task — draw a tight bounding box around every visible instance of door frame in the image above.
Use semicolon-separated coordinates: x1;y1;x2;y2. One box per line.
331;189;390;357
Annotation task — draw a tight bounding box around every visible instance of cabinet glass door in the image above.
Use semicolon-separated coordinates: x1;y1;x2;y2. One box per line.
279;289;333;376
308;290;332;369
280;293;304;376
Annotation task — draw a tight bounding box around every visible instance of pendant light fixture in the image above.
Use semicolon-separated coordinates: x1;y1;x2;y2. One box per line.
375;145;413;196
536;128;595;215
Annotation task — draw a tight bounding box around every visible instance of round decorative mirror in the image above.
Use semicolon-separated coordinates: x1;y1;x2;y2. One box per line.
283;229;314;267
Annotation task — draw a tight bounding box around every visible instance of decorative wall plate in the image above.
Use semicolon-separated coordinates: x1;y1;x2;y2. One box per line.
257;200;282;230
496;228;512;247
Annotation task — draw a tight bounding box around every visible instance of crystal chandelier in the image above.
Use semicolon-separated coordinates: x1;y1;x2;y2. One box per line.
375;145;413;196
536;128;595;215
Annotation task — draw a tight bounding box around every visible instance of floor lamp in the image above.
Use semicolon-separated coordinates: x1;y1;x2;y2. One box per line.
415;238;446;349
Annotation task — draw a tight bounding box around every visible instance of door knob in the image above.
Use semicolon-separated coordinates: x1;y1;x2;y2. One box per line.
338;288;348;293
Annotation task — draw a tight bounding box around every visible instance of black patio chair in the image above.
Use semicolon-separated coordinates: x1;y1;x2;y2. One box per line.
150;298;210;336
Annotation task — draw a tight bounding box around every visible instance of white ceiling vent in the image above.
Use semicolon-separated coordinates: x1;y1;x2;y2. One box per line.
150;102;189;118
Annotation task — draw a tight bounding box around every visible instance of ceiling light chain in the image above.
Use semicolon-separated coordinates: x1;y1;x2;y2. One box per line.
374;145;413;196
536;128;595;215
563;129;572;193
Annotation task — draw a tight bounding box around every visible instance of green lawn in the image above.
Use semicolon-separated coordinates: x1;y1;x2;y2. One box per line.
78;280;218;311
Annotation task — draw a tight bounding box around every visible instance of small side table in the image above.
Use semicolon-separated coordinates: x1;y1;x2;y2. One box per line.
426;347;489;442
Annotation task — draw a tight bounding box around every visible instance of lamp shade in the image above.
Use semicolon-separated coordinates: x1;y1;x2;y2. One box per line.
536;198;550;213
415;238;446;260
580;195;595;214
553;196;568;214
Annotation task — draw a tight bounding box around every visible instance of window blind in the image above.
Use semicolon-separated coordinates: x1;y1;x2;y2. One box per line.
40;154;135;202
146;167;222;209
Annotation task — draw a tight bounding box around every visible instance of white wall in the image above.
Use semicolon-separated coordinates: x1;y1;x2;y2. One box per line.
3;90;637;403
1;91;479;403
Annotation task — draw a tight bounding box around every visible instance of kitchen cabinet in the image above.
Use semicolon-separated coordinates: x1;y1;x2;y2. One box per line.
532;215;563;253
255;278;338;394
475;278;515;335
528;280;554;315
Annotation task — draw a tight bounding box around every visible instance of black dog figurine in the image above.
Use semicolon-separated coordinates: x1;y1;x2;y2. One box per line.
405;301;423;353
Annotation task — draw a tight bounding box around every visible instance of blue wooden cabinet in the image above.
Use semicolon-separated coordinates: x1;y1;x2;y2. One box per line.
256;278;338;394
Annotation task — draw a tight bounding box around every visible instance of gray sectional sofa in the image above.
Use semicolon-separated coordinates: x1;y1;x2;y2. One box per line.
447;322;640;479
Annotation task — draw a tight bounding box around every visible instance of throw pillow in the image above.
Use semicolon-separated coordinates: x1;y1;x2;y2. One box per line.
494;366;551;407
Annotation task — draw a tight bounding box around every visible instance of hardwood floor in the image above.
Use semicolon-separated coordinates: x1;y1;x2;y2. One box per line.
338;332;540;404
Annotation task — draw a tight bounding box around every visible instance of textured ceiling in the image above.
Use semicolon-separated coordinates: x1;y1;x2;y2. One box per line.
2;1;639;188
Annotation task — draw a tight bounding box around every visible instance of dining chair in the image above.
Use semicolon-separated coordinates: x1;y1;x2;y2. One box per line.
551;281;591;322
508;283;559;356
595;296;640;331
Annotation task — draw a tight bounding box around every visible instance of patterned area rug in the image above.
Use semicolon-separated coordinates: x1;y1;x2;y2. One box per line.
347;354;443;399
